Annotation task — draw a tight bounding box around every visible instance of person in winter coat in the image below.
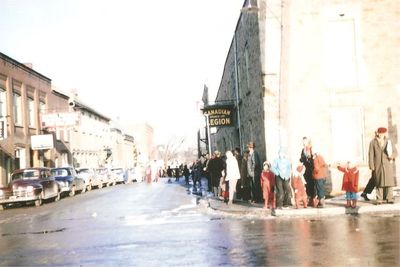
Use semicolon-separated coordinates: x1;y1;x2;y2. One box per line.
272;148;292;209
183;165;190;185
300;137;315;206
337;161;359;208
225;151;241;204
368;127;397;204
291;163;308;209
261;161;276;209
247;142;262;203
207;151;225;197
241;151;251;202
312;151;328;208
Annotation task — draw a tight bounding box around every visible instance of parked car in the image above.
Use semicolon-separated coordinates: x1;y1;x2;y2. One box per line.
76;168;103;190
51;167;86;197
110;167;126;184
0;167;61;210
95;167;115;187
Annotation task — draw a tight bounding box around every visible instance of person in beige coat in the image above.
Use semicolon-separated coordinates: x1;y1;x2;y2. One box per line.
369;127;397;204
225;150;241;205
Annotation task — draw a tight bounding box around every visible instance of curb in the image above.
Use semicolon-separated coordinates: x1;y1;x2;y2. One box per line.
205;198;400;218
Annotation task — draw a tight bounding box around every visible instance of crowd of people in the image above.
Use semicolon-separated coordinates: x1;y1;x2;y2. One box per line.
192;126;397;210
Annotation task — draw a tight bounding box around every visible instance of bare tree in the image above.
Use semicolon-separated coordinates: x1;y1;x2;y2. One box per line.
156;136;186;168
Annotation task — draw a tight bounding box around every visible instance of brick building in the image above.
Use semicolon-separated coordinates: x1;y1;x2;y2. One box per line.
209;0;399;194
0;52;52;186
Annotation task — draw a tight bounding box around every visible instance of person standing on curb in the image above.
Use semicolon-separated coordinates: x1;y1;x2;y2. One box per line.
241;151;251;202
312;150;328;208
337;161;359;208
202;153;211;193
207;151;225;198
261;161;276;209
368;127;397;205
247;142;262;203
233;148;243;200
272;148;292;209
300;137;316;206
225;151;241;205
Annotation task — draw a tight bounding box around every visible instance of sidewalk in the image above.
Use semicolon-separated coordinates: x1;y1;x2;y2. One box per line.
205;191;400;217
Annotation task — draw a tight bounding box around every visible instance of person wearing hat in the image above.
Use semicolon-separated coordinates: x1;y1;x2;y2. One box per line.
246;142;263;203
365;127;397;204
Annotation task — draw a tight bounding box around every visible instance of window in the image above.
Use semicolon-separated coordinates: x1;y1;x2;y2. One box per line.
0;87;6;118
39;100;46;114
244;46;250;91
28;97;35;127
324;19;358;90
13;92;22;125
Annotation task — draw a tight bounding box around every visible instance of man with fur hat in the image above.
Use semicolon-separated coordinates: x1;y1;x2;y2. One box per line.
367;127;397;204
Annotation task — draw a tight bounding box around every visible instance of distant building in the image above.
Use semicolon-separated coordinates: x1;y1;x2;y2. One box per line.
127;123;154;163
208;0;399;194
0;52;52;186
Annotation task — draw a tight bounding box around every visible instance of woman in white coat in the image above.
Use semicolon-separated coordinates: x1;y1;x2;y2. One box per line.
225;150;241;204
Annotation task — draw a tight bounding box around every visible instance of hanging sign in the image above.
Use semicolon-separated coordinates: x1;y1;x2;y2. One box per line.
203;105;234;127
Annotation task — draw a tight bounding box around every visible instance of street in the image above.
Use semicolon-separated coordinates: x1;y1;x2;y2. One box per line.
0;179;399;266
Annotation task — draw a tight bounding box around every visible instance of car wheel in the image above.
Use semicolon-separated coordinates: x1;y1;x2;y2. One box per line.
54;191;61;202
81;184;86;194
35;193;43;207
69;186;76;197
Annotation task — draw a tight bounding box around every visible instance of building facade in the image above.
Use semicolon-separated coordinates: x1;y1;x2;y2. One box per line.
0;52;52;186
209;0;400;194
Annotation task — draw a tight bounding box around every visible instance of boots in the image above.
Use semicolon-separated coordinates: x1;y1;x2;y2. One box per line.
317;198;325;208
351;199;357;208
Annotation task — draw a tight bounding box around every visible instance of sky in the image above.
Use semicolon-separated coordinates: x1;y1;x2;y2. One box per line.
0;0;245;147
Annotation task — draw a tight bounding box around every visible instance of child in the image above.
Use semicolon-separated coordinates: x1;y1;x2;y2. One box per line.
337;161;359;208
261;161;276;209
291;163;308;209
312;151;328;208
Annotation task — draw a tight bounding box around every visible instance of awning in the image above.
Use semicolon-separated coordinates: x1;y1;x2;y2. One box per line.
0;139;15;158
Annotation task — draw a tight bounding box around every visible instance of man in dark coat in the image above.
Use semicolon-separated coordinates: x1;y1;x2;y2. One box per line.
207;151;225;197
247;142;262;203
300;137;316;206
368;127;397;204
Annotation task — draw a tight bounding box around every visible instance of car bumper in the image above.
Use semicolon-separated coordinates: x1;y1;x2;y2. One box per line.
0;195;39;204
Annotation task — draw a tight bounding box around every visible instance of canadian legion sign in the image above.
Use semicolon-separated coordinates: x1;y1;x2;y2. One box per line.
203;105;234;127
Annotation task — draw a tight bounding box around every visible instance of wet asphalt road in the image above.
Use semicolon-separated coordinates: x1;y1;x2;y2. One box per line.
0;179;399;266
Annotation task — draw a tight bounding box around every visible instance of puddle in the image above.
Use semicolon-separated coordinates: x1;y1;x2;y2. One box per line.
2;227;67;236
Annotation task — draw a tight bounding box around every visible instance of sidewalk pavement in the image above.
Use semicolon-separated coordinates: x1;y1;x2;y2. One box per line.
204;190;400;217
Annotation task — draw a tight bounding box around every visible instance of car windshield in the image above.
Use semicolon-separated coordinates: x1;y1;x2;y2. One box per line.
112;168;123;174
77;169;89;174
51;169;70;177
12;170;40;181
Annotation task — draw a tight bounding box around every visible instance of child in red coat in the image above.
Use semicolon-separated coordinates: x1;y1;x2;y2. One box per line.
337;162;359;208
261;161;276;209
291;163;308;208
